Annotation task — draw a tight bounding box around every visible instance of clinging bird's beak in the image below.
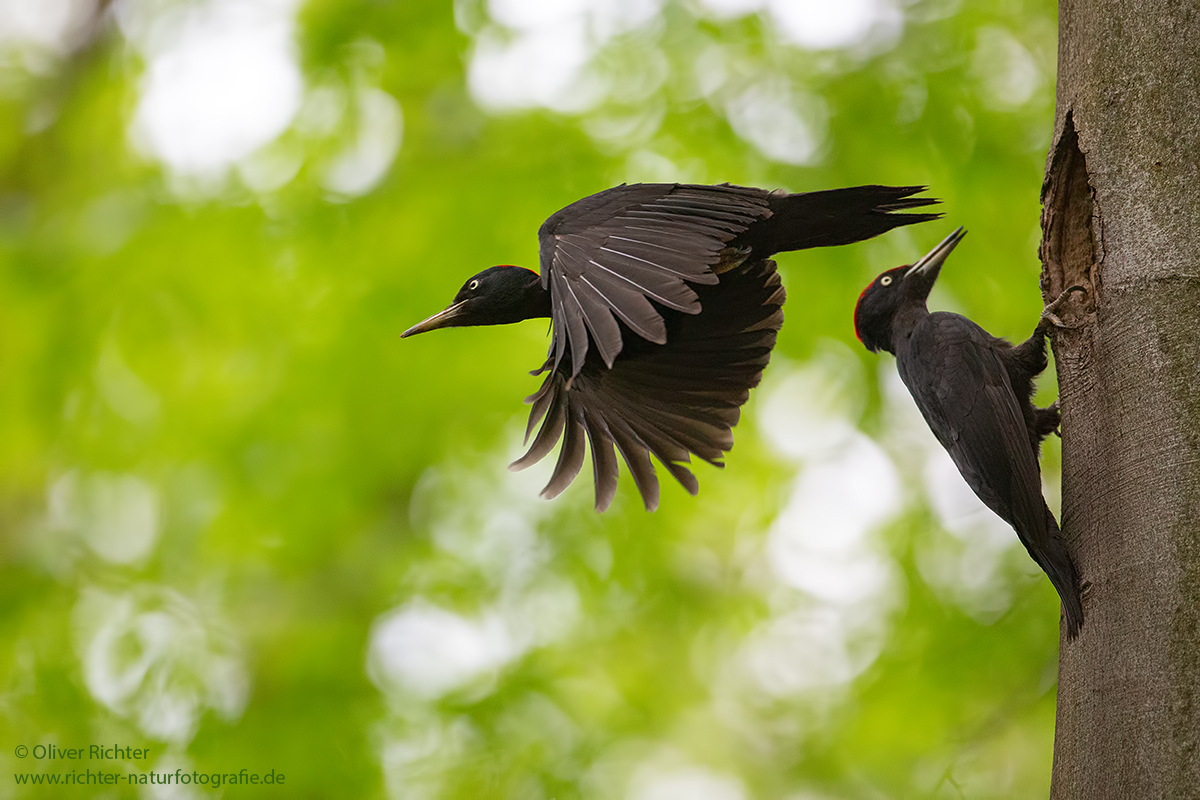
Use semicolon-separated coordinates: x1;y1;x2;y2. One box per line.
905;226;967;281
401;300;469;338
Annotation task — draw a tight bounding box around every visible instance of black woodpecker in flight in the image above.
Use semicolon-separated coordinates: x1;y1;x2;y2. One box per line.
853;227;1084;638
404;182;940;512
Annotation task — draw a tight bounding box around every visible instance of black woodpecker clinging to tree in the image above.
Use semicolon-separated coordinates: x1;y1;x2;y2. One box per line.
853;227;1084;637
404;182;940;512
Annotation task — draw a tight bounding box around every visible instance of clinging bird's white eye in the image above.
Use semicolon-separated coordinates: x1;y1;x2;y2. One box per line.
880;275;893;286
468;279;480;291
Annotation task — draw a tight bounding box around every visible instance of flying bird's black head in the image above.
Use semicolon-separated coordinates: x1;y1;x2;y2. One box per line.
854;227;966;354
401;265;550;338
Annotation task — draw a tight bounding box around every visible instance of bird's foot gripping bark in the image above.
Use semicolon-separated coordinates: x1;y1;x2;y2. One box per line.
1036;399;1062;440
1039;285;1088;331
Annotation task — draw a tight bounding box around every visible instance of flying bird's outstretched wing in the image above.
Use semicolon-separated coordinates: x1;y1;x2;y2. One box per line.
511;258;785;511
539;183;772;376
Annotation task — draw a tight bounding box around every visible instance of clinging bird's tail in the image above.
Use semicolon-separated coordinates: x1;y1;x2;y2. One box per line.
746;185;942;255
1034;506;1085;638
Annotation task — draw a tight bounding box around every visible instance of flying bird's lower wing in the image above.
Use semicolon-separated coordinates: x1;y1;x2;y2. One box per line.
510;258;785;511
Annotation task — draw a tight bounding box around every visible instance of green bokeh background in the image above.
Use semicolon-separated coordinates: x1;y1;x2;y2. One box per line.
1;0;1064;796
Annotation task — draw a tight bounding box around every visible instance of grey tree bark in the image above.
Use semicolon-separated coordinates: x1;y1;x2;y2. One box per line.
1040;0;1200;796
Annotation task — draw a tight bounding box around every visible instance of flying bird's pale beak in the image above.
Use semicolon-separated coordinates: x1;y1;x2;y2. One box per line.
905;226;967;280
401;300;468;338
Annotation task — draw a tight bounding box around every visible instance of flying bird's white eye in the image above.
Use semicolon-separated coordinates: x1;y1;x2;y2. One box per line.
468;279;480;291
880;275;893;286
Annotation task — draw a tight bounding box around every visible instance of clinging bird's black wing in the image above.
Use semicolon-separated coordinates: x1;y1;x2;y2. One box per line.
898;313;1082;634
900;315;1046;531
539;183;773;375
510;258;785;511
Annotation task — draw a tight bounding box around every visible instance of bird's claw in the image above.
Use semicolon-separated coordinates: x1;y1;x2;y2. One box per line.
1042;311;1069;330
1040;285;1088;331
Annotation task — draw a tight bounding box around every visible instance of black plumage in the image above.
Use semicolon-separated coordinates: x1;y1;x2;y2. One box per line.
854;228;1084;637
404;182;939;511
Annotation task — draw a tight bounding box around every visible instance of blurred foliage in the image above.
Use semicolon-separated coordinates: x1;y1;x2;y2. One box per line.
0;0;1065;797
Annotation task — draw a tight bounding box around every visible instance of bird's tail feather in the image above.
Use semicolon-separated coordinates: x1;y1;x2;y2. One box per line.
1036;506;1085;639
764;185;941;253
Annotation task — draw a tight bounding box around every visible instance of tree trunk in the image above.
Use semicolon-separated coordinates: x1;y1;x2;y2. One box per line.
1040;1;1200;796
